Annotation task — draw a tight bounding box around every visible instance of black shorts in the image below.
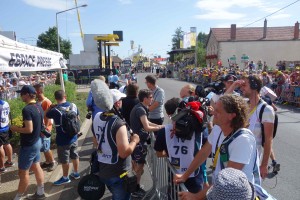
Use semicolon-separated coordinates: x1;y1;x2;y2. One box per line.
0;131;10;147
131;143;147;164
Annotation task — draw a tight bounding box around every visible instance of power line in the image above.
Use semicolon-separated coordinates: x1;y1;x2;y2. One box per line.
243;0;300;27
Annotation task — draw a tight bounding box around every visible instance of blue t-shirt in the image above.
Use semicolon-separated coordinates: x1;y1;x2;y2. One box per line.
86;90;104;119
46;102;79;146
0;100;10;133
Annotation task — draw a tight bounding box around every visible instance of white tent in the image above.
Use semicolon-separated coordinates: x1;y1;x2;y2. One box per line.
0;34;66;90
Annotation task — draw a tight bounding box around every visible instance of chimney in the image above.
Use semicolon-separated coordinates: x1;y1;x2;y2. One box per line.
263;19;267;38
294;21;299;39
231;24;236;40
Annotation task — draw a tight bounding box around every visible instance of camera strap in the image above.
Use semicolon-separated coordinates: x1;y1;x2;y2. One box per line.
32;103;46;136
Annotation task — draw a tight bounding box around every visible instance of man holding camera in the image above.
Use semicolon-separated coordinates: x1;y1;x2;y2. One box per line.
45;90;80;185
155;97;207;193
174;95;259;200
10;85;45;200
34;84;56;171
92;89;140;200
130;89;164;198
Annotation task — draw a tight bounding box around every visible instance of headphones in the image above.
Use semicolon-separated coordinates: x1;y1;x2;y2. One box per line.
248;75;259;90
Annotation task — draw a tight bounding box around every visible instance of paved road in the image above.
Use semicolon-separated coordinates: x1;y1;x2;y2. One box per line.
136;72;300;200
1;74;298;200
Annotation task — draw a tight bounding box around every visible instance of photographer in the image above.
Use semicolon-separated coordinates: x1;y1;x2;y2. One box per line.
92;89;140;200
86;76;106;120
10;85;45;200
130;89;164;198
174;95;260;200
154;97;208;193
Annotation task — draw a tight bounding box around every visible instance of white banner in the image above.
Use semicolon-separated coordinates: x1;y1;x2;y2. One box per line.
0;35;66;72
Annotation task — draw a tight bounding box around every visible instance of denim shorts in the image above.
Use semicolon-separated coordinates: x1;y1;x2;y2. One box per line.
57;141;79;164
99;176;130;200
18;138;42;170
40;137;51;152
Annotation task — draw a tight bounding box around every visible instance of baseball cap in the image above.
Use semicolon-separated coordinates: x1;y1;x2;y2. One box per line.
110;89;126;104
206;168;254;200
16;85;36;94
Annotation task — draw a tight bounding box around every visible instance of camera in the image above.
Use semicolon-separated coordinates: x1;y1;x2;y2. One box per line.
86;111;92;119
205;81;225;95
86;106;94;119
41;126;52;138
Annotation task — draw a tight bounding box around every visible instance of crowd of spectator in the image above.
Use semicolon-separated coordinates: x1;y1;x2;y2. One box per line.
0;72;57;100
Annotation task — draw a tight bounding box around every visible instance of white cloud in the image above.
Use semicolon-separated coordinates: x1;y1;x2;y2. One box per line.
194;0;285;21
23;0;88;11
23;0;66;11
118;0;132;4
195;11;245;20
269;13;291;20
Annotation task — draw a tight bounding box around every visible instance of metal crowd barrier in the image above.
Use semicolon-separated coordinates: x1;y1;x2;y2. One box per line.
0;86;20;100
144;132;188;200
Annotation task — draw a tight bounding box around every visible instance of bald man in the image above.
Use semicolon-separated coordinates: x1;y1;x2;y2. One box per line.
180;84;195;102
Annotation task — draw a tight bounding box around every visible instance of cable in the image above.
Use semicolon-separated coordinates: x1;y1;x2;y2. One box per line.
243;0;300;27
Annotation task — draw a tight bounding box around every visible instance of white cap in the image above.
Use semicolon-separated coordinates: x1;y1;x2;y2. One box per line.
110;89;126;104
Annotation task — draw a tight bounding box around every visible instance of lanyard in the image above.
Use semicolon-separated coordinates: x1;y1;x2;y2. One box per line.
249;99;262;116
212;131;222;170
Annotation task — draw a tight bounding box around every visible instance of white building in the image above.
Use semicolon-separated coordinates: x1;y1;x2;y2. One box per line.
206;20;300;68
69;34;122;70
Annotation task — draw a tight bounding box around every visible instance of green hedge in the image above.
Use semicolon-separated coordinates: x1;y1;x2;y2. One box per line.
8;81;80;146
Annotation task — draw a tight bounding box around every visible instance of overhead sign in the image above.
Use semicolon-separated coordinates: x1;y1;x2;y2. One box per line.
0;35;66;72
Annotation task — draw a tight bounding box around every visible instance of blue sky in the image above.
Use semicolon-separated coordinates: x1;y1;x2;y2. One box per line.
0;0;299;59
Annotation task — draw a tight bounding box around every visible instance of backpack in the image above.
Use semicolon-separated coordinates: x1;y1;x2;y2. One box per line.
259;103;278;147
57;103;80;137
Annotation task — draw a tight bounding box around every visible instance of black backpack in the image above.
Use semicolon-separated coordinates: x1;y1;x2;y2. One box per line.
259;103;278;147
57;103;80;137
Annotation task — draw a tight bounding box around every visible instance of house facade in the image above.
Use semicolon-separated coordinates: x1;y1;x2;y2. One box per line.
206;21;300;68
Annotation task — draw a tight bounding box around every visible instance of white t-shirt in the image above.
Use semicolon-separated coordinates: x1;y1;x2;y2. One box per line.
208;126;259;184
248;101;275;156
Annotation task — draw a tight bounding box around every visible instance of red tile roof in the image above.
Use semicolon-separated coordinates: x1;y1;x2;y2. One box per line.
211;26;297;41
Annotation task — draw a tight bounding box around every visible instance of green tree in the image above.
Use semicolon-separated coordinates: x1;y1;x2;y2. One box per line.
171;27;184;50
197;32;208;47
196;41;206;67
37;27;72;59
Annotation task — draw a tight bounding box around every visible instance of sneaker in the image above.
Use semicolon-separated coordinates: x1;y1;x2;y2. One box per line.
131;188;146;198
0;167;7;173
70;172;81;180
26;192;46;200
53;176;71;186
4;161;15;167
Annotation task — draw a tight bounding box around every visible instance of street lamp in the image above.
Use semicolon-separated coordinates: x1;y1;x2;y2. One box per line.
56;4;87;91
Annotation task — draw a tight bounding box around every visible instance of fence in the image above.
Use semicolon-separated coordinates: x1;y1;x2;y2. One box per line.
144;132;188;200
0;86;20;100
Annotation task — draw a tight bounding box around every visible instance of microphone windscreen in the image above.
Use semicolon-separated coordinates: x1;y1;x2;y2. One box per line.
91;79;113;111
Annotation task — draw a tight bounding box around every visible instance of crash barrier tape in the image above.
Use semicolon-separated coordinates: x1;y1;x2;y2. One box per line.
144;132;188;200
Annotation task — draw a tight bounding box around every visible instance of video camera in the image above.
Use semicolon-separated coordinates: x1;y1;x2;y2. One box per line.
173;101;205;140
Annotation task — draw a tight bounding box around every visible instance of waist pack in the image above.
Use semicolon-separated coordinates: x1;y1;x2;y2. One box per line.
57;103;80;137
